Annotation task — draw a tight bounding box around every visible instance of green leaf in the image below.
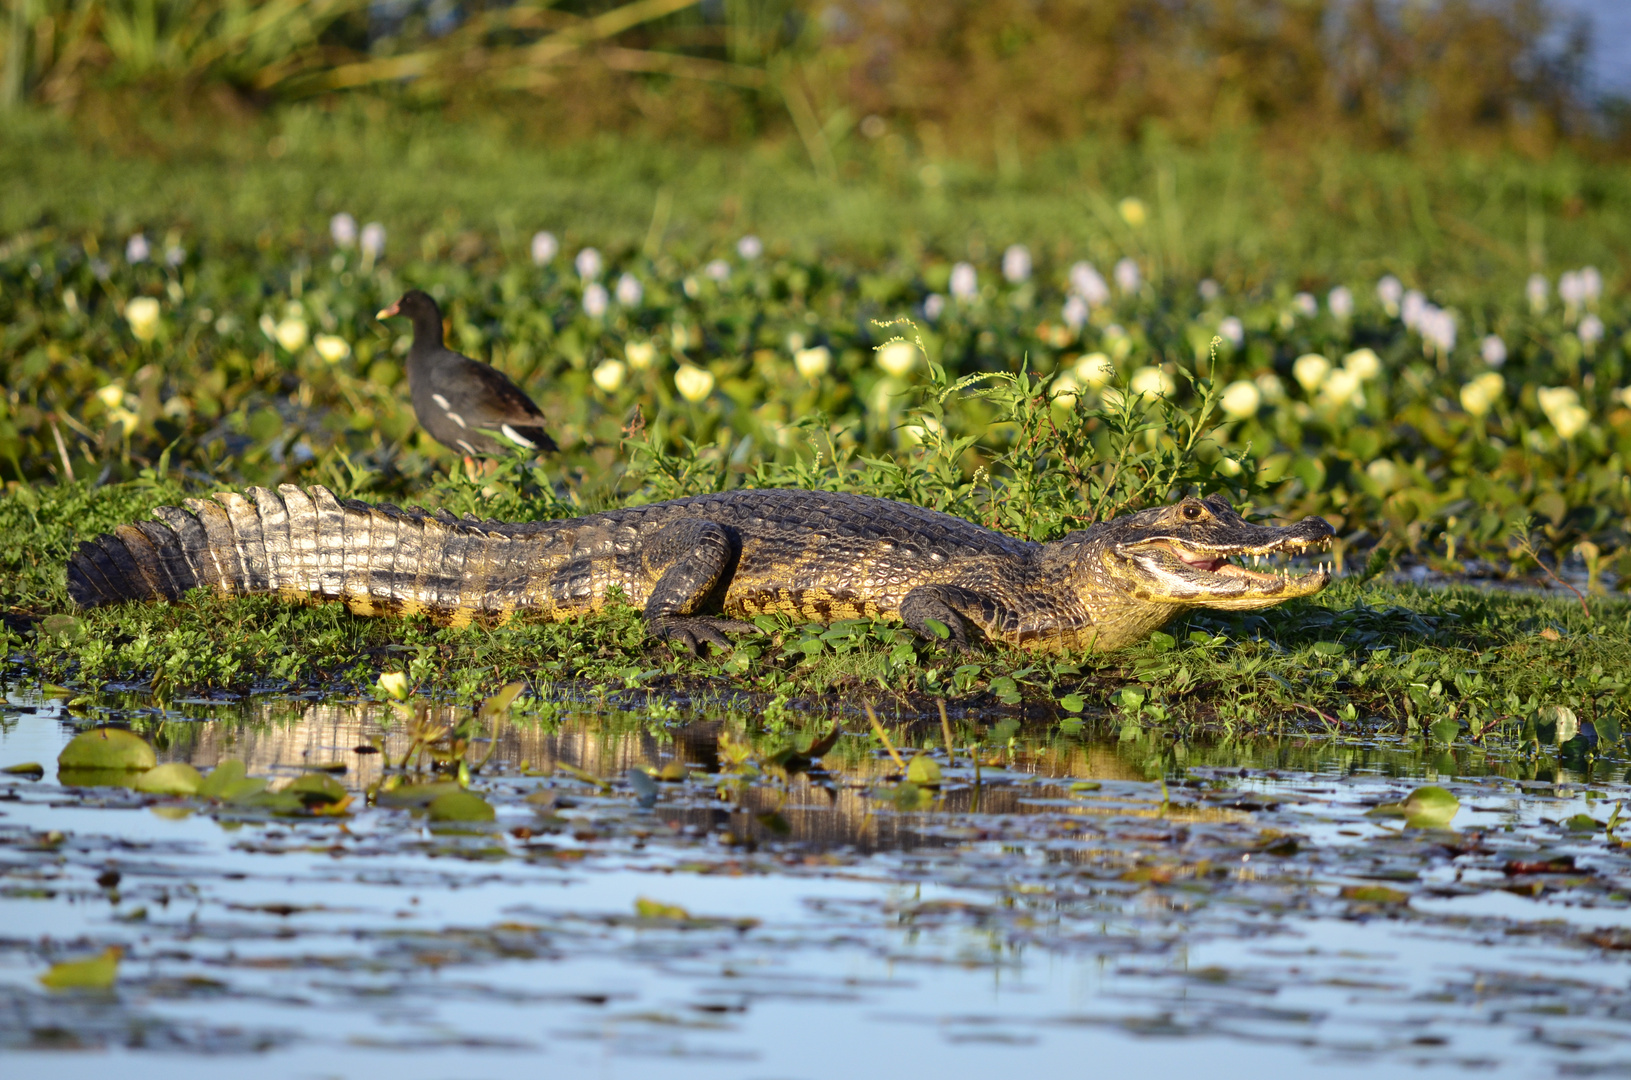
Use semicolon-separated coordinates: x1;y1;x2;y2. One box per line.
1537;704;1578;745
41;614;86;643
197;760;248;799
376;780;463;808
480;680;525;718
2;762;44;779
1429;717;1461;745
426;790;495;822
1059;693;1087;713
1595;714;1622;746
133;762;202;796
906;753;943;787
1340;884;1410;904
39;946;122;992
1367;785;1459;828
635;897;690;920
284;773;347;806
58;728;156;772
892;781;933;811
1564;813;1602;832
1148;631;1175;653
923;618;951;641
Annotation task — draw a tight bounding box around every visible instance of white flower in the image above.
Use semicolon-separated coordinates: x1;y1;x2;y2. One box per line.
923;294;945;321
1526;273;1549;314
1580;266;1602;302
1559;269;1584;311
530;231;558;265
898;415;943;447
876;340;918;377
1292;353;1331;393
592;359;626;393
1218;316;1244;348
949;261;978;301
1061;294;1088;330
1481;334;1508;367
795;346;831;380
736;235;763;260
1538;386;1589;439
360;222;386;260
1198;278;1220;301
1327;285;1354;320
704;258;731;282
1113;257;1140;294
582;283;609;318
1342;347;1382;381
1292;292;1318;318
625;340;657;370
1376;274;1403;311
674;363;714;403
615;273;643;307
1129;366;1175;401
1579;314;1605;347
330;213;357;248
1117;197;1147;227
274;316;308;352
124;296;161;342
1050;374;1081;407
1319;368;1364;409
95;384;126;409
1366;459;1399;491
1001;244;1031;283
575;247;602;280
1255;372;1286;401
1419;307;1456;355
1069;262;1110;306
125;234;150;263
1459;372;1504;416
1220;380;1261;420
1102;323;1132;360
1401;290;1427;329
314;334;350;363
1074;352;1116;387
164;244;185;267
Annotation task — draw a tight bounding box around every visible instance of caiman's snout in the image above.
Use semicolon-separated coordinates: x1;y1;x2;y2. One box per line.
1110;496;1336;609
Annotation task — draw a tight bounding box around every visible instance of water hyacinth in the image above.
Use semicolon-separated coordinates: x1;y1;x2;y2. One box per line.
736;235;763;260
164;243;185;267
1328;285;1354;320
125;234;150;264
674;363;714;403
582;282;609;318
530;231;558;265
1579;314;1605;349
1002;244;1032;283
923;294;945;321
1218;316;1244;348
359;222;386;261
1419;306;1456;356
1074;352;1115;387
1198;278;1221;301
704;259;731;283
1117;197;1147;228
795;346;831;380
615;273;643;307
1481;334;1508;367
1220;379;1261;420
1113;257;1140;294
1292;292;1318;318
1292;352;1331;393
1538;386;1589;439
314;334;350;363
1401;290;1427;329
1459;371;1504;416
625;340;657;370
1342;348;1382;381
1377;275;1403;313
592;358;626;393
575;247;602;280
1069;262;1110;306
949;261;978;301
876;340;918;377
1526;273;1549;314
124;296;161;342
1558;267;1600;315
1129;365;1175;401
1061;294;1088;330
330;213;357;248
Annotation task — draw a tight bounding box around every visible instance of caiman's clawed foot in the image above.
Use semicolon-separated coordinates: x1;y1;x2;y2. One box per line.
899;588;975;653
650;616;756;656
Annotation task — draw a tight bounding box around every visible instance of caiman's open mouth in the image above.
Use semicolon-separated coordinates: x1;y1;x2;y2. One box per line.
1141;536;1334;584
1112;521;1336;609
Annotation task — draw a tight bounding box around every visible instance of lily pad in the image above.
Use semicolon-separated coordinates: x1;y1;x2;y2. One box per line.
634;897;691;921
376;780;462;808
1367;785;1460;828
1340;884;1410;904
197;760;248;799
39;946;122;992
426;790;495;822
2;762;44;780
283;772;347;806
133;762;202;796
58;728;156;772
906;752;943;787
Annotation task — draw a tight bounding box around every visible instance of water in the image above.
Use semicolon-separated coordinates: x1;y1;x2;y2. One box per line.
4;687;1631;1078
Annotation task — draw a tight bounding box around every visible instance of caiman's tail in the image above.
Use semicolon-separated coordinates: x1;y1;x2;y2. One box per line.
67;484;547;625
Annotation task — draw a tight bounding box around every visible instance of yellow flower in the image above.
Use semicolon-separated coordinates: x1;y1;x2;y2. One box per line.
376;671;409;701
795;346;831;380
1319;368;1364;409
1050;374;1081;408
592;359;626;393
1292;353;1331;393
625;340;657;370
1074;352;1116;387
875;340;918;378
314;334;350;363
95;384;126;409
274;317;308;352
1538;386;1589;439
1220;380;1261;420
125;297;161;342
1117;197;1148;228
675;363;714;403
108;407;140;435
1459;372;1504;417
1366;459;1399;491
1129;366;1175;401
1342;347;1382;381
898;415;943;447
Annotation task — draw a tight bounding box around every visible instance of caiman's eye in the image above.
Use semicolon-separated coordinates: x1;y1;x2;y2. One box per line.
1180;501;1206;521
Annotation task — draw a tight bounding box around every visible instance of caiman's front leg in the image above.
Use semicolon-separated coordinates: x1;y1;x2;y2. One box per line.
899;584;1013;652
640;519;756;654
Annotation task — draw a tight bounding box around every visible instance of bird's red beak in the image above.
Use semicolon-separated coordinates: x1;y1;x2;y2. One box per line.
376;300;400;319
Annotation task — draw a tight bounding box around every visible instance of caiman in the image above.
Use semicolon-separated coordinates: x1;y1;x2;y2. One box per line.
66;486;1335;652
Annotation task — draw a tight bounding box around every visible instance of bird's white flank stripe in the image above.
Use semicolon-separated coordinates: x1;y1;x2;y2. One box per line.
445;411;466;428
432;393;451;410
500;424;537;449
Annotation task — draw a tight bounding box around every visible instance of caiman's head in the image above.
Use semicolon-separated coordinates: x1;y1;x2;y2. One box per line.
1091;494;1335;613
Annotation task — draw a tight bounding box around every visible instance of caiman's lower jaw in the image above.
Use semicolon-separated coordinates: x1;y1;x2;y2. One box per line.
1119;537;1336;608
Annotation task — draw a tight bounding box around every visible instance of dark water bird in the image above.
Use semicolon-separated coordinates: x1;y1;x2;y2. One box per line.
377;289;557;458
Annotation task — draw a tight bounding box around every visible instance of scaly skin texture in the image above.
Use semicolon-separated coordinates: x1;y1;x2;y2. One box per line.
66;487;1335;653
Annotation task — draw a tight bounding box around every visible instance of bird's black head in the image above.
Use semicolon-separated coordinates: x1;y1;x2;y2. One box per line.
377;289;440;325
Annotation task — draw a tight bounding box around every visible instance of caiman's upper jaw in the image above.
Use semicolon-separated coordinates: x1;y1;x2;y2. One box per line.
1112;519;1337;608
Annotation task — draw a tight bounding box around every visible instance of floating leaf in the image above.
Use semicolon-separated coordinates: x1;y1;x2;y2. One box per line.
1563;813;1602;832
1059;693;1087;714
906;753;943;787
197;760;247;799
2;762;44;780
480;681;525;718
58;728;156;772
657;761;689;782
1340;884;1410;904
1367;785;1459;828
283;773;347;806
133;762;202;796
1070;780;1102;792
634;897;690;921
892;781;933;811
57;767;142;789
376;781;462;808
426;790;495;822
39;946;122;991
